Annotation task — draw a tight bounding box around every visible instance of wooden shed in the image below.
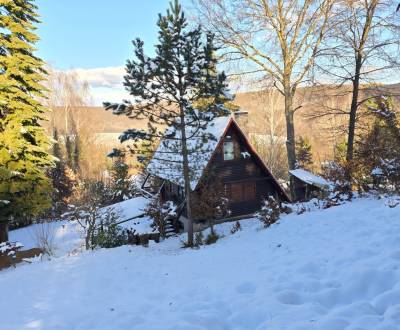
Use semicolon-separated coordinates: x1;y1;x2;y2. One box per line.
289;168;330;202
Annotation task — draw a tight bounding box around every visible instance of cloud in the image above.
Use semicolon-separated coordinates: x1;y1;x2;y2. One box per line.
67;66;126;89
90;86;130;106
56;66;129;105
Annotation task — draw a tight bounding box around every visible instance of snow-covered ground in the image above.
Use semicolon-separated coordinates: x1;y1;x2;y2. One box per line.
2;196;400;329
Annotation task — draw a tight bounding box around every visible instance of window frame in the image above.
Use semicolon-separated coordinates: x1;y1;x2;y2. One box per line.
223;140;235;161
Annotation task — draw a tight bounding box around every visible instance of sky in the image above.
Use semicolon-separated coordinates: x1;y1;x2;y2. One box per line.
36;0;191;105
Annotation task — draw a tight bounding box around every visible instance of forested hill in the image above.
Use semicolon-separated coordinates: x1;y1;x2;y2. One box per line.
47;84;400;163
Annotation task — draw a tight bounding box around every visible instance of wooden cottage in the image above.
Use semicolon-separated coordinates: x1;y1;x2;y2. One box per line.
141;115;290;231
289;168;330;202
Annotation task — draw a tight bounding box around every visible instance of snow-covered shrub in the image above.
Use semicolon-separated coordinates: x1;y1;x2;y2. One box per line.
0;241;23;256
321;161;350;196
256;196;280;228
145;198;177;238
204;231;220;245
385;198;400;209
67;180;120;250
194;231;204;247
191;176;231;234
30;221;56;256
92;210;127;249
352;96;400;194
230;221;242;234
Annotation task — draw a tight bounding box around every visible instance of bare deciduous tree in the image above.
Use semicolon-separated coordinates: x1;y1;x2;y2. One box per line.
194;0;334;195
249;89;288;179
315;0;400;163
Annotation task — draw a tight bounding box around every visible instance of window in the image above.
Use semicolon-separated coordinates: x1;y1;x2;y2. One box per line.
223;141;234;160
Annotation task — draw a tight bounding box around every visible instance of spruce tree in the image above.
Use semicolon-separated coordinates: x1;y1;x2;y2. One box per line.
296;136;313;170
49;129;73;214
109;150;133;203
0;0;54;241
104;0;230;246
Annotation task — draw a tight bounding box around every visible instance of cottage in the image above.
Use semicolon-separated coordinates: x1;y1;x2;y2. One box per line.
289;168;330;202
141;115;290;231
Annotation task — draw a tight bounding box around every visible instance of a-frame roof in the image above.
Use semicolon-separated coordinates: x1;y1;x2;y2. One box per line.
147;115;290;201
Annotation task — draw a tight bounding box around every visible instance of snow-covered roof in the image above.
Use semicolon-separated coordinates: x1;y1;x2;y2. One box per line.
289;169;330;189
147;116;231;190
100;196;149;222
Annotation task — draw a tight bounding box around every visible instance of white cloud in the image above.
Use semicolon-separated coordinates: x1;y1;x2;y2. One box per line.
90;86;130;106
57;66;129;105
67;66;126;89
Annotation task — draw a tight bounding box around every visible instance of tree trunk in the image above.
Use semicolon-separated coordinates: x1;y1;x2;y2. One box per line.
179;112;194;247
284;85;297;200
344;56;362;197
0;221;9;243
346;57;362;162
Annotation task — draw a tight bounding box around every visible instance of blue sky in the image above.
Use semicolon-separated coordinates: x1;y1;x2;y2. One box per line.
36;0;191;104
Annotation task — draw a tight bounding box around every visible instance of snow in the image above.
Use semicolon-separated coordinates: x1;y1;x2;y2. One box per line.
147;116;231;190
99;196;149;222
2;196;400;329
290;168;331;189
99;196;153;233
372;167;384;176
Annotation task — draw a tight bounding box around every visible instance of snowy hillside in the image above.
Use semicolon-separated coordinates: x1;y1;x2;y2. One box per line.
2;197;400;329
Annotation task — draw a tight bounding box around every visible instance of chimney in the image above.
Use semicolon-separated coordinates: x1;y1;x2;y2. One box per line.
233;110;249;135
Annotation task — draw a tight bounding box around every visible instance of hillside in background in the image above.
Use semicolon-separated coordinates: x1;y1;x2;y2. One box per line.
47;84;400;171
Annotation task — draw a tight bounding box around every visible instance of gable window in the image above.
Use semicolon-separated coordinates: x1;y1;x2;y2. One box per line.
223;141;234;160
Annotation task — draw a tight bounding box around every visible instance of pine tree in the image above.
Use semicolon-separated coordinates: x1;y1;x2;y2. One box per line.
295;136;313;170
104;0;230;246
0;0;54;241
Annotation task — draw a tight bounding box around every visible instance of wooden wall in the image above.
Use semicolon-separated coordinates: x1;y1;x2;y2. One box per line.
160;124;284;219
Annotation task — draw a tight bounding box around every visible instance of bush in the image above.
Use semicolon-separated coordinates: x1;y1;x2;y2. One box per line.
30;221;56;256
145;199;177;238
204;231;220;245
92;225;128;249
230;221;242;234
256;196;280;228
194;231;204;247
92;209;127;249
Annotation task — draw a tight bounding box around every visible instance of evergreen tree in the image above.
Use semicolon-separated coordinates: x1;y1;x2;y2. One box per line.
295;136;313;170
49;129;74;214
355;96;400;191
0;0;54;241
104;0;230;246
109;150;133;203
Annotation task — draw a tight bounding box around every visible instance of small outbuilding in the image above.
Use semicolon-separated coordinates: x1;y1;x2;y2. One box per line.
289;168;330;202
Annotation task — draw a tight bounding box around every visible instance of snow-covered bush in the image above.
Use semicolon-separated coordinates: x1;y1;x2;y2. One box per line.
92;209;127;249
230;221;242;234
191;176;230;234
352;96;400;194
67;180;121;250
0;241;23;256
256;196;280;228
194;231;204;247
31;221;56;256
204;231;220;245
145;198;177;238
321;161;350;196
